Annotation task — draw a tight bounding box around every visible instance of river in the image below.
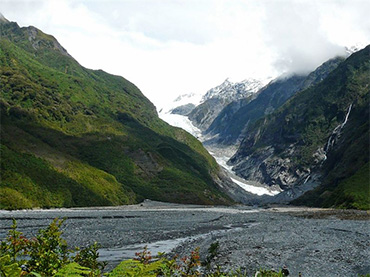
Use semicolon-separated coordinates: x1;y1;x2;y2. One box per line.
0;201;368;276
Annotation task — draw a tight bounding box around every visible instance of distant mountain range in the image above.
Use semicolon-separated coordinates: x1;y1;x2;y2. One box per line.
165;45;369;209
205;56;345;145
0;16;237;209
188;78;270;131
162;78;270;131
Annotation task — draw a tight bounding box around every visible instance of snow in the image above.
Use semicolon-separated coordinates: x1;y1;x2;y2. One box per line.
230;178;281;196
158;76;272;114
208;151;234;173
159;112;202;138
201;77;271;103
158;92;203;114
173;92;203;106
159;112;282;197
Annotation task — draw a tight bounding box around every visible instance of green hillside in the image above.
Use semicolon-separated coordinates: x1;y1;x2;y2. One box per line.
0;20;230;209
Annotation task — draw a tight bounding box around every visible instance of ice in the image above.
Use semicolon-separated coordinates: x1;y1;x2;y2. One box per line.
230;178;281;196
159;112;201;138
159;111;281;197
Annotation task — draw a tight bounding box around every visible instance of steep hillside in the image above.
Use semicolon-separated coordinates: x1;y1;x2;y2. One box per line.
0;19;232;209
229;46;369;208
205;57;345;145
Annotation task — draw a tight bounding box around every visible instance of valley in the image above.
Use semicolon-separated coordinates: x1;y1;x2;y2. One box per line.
0;5;369;277
1;15;368;211
158;111;281;199
160;45;369;209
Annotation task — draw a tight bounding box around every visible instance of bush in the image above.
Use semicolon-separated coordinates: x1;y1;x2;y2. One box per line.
0;219;293;276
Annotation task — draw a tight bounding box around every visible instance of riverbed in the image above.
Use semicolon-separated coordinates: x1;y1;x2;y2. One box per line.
0;201;368;276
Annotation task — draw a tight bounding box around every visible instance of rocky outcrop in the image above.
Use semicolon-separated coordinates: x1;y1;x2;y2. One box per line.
188;98;230;130
26;26;71;57
170;103;196;116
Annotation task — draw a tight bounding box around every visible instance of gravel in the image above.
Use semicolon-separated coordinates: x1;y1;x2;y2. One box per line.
0;201;368;276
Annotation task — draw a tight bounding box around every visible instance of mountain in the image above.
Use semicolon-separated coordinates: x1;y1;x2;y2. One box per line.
205;57;345;145
188;78;267;131
0;18;233;209
229;45;369;209
201;78;265;102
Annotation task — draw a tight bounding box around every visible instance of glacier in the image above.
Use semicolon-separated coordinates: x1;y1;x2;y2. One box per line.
159;111;281;197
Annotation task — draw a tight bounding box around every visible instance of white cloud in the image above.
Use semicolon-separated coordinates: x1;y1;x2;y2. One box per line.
262;1;346;75
1;0;369;109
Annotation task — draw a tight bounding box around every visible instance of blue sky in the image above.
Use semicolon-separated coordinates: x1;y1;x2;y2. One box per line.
2;0;369;109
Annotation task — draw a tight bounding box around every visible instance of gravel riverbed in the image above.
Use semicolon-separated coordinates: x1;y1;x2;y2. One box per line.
0;201;368;276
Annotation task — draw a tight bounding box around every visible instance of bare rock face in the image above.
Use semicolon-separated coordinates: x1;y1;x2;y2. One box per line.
170;103;196;116
230;145;312;191
188;98;229;130
26;26;71;57
127;149;163;178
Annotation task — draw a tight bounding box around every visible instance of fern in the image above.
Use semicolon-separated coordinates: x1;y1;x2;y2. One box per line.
54;262;93;277
107;259;165;277
0;255;21;277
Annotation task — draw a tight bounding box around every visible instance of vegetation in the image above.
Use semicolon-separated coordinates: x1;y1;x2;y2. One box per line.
0;219;290;277
294;162;370;210
0;20;229;209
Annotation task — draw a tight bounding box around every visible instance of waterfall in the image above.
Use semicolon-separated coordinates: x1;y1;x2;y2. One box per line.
324;104;353;153
341;103;352;128
303;174;311;184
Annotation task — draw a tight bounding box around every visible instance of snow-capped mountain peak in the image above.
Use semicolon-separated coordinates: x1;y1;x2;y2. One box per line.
173;92;203;106
201;77;269;103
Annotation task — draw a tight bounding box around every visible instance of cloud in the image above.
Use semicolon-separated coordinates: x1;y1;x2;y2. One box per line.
1;0;369;109
262;2;345;75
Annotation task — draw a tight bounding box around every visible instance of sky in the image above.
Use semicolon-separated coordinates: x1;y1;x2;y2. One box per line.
1;0;370;109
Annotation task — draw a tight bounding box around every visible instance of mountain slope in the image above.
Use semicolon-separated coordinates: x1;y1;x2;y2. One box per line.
205;57;345;145
0;19;232;209
188;78;266;131
229;45;369;208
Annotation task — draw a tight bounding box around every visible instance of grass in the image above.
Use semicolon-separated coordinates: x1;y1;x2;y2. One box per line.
331;163;370;210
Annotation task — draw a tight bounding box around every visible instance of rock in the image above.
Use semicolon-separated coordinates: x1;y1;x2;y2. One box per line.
282;266;290;276
170;103;196;116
